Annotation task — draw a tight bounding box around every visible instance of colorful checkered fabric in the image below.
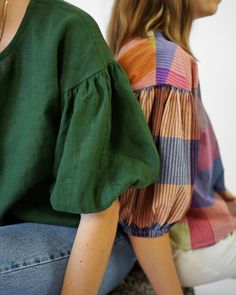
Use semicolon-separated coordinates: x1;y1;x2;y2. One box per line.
117;32;236;250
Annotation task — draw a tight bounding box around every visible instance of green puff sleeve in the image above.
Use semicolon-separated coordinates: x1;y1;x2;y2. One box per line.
50;62;160;214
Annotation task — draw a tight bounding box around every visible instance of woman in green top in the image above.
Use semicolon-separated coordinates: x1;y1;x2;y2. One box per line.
0;0;160;294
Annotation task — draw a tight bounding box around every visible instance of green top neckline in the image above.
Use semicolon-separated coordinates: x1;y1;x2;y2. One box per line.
0;0;35;61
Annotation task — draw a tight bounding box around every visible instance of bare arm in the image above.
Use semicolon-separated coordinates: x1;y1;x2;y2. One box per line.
61;199;120;295
130;233;183;295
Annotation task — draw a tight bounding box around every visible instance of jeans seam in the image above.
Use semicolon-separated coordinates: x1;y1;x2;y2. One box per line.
0;255;70;275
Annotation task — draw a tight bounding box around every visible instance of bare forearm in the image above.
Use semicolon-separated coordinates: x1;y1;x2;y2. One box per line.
61;200;119;295
130;233;183;295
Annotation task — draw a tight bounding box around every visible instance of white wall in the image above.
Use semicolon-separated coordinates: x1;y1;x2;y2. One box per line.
68;1;236;293
191;0;236;193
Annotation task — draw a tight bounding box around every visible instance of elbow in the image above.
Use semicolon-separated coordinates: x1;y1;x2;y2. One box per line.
102;198;120;222
81;198;120;225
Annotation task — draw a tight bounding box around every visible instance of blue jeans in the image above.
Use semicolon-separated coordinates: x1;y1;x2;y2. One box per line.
0;223;136;295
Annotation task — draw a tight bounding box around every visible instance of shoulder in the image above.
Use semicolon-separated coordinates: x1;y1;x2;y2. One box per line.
31;0;114;90
32;0;112;61
33;0;98;27
32;0;97;28
117;35;156;91
155;32;194;92
117;32;195;92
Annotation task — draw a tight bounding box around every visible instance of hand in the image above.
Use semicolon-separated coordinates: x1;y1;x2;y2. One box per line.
217;190;236;216
218;190;235;202
226;198;236;216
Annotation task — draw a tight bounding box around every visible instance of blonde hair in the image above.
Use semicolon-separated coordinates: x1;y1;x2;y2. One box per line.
107;0;195;56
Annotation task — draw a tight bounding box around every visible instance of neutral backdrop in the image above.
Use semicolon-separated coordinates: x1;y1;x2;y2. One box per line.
68;1;236;294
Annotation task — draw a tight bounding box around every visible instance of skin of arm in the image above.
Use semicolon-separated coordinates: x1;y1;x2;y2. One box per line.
61;199;120;295
130;233;183;295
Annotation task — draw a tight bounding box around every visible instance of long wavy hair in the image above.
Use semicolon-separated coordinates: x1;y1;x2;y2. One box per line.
107;0;195;56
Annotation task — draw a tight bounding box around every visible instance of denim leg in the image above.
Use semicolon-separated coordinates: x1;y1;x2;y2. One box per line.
0;223;136;295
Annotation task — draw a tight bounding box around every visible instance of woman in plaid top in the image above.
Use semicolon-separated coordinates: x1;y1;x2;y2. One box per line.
108;0;236;293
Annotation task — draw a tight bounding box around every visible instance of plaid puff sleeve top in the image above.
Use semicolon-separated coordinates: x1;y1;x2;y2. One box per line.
118;32;236;248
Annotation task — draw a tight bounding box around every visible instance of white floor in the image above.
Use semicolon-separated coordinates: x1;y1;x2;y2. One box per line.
195;279;236;295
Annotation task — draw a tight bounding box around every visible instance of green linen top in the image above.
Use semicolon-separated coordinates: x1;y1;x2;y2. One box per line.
0;0;160;227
